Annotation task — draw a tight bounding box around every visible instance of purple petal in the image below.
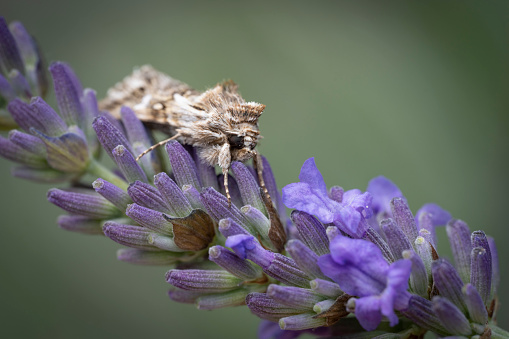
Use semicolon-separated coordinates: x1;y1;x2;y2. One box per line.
298;157;327;194
355;296;382;331
225;234;257;260
335;206;362;237
282;182;339;223
416;203;452;228
342;189;372;211
367;176;404;215
387;259;412;291
319;236;389;296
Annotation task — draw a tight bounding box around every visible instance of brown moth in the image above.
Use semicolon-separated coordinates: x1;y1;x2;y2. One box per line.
99;65;266;206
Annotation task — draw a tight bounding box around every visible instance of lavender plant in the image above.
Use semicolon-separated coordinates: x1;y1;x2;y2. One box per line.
0;17;507;338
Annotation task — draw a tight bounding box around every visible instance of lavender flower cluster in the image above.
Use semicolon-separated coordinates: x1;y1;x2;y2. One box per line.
0;18;507;338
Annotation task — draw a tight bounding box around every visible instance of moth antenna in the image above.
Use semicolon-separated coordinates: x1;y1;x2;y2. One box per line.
136;133;181;161
222;167;232;207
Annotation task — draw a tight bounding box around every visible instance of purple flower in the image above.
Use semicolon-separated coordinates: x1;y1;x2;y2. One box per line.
366;176;403;216
318;235;411;330
415;203;451;227
0;62;100;183
282;158;372;237
0;17;48;130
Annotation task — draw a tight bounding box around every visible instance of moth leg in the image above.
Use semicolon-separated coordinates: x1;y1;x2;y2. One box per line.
218;143;232;207
135;133;181;161
253;151;286;252
253;151;273;207
222;167;231;207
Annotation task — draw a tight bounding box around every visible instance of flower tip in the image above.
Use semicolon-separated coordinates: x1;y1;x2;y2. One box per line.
208;246;221;259
164;269;175;283
46;188;58;201
153;172;165;184
92;178;104;190
120;105;135;116
165;139;181;152
48;61;67;73
391;196;404;205
112;144;126;156
29;96;43;105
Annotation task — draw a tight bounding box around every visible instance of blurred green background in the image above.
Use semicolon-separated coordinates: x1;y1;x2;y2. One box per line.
1;1;508;338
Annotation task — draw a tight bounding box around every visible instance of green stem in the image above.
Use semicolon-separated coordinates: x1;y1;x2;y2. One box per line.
87;159;129;191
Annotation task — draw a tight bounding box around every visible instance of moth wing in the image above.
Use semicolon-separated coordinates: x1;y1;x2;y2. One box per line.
98;65;196;122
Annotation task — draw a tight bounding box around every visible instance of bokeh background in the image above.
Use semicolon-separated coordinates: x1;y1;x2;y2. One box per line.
1;1;508;338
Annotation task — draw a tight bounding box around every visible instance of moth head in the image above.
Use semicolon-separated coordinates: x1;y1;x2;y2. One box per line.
229;126;259;147
228;127;260;162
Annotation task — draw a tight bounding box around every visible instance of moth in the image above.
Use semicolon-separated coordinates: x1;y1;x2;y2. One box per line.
98;65;268;207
